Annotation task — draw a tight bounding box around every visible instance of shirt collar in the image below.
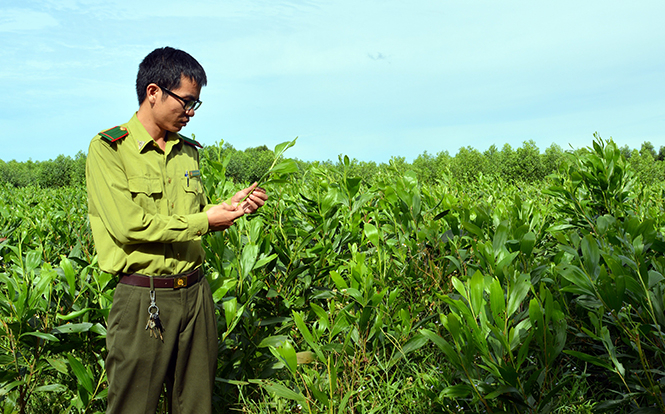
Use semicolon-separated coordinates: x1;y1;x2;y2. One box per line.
125;113;183;154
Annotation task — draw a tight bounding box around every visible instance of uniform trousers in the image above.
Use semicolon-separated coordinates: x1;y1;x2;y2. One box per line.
105;276;217;414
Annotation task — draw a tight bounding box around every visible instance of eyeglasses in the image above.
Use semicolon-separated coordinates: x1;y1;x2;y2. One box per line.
159;85;202;111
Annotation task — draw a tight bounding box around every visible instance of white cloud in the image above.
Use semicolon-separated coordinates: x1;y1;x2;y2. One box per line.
0;9;58;32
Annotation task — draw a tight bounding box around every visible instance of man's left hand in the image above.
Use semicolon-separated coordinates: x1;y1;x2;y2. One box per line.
231;182;268;214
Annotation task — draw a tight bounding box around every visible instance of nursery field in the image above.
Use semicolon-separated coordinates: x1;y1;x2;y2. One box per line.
2;138;665;413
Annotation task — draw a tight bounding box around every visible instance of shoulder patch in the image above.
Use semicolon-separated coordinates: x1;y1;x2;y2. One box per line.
179;134;202;148
99;126;128;143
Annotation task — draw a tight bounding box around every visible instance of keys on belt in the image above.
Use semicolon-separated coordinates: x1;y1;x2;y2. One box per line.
117;268;203;342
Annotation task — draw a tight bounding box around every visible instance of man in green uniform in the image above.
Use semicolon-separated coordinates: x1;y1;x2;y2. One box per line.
86;46;268;414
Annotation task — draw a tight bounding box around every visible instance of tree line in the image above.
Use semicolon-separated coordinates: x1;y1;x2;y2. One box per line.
0;152;87;188
2;136;664;188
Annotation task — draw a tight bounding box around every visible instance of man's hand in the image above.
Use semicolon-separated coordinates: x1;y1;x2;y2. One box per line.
230;182;268;214
206;203;245;232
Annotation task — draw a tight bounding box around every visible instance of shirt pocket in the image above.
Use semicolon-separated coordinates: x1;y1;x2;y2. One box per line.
127;176;162;215
180;175;205;214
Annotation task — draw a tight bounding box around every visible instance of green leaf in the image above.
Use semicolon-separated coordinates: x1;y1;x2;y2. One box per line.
34;384;67;392
56;308;93;321
546;223;575;232
273;137;298;158
21;331;59;342
270;341;298;374
363;222;380;247
90;323;107;336
25;249;42;274
506;274;530;319
495;251;519;278
559;265;595;297
330;312;349;338
451;276;467;301
292;311;325;362
468;271;485;316
345;288;364;304
489;278;506;325
392;333;428;364
259;380;306;403
0;380;24;397
222;297;238;328
60;256;77;299
600;326;625;376
52;323;93;334
511;319;532;355
255;317;291;327
345;177;362;198
240;244;259;279
433;209;450;221
528;298;543;326
520;231;536;257
254;253;277;270
67;354;94;394
292;311;314;348
596;215;611;235
444;313;463;345
212;278;237;303
648;270;664;289
258;335;289;348
420;329;460;365
462;221;484;238
563;350;614;371
330;271;348;290
581;235;600;277
493;221;509;256
485;385;520;400
310;303;329;328
47;357;69;374
33;270;56;303
440;384;473;398
270;159;298;175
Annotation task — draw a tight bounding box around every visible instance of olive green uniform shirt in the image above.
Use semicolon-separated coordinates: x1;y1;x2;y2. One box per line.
86;113;210;276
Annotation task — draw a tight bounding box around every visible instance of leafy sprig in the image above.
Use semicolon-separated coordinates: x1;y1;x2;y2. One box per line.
236;136;298;203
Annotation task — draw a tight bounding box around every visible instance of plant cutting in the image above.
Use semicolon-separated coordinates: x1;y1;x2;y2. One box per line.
225;137;298;206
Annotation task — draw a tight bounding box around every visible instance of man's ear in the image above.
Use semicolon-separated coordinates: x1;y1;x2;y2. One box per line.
146;83;160;105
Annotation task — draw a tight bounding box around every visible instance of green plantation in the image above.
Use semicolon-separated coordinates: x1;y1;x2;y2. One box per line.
2;137;665;413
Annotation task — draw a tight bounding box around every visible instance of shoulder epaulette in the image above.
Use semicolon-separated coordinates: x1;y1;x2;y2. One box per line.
179;134;202;148
99;126;129;143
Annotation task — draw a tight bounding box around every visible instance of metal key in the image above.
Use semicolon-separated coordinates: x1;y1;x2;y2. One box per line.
145;291;164;341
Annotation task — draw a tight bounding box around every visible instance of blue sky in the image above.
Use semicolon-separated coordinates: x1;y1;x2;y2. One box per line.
1;1;663;163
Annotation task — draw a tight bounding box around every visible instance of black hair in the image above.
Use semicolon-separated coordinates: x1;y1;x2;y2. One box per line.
136;47;207;105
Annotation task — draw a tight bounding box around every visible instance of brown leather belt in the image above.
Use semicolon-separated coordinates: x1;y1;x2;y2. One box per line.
119;267;203;289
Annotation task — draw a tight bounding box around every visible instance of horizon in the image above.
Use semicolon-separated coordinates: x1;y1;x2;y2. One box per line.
0;135;655;165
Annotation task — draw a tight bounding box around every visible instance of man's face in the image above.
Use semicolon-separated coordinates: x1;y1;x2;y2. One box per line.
154;75;201;133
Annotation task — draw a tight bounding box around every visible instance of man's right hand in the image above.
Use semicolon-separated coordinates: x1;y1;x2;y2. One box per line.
206;203;245;232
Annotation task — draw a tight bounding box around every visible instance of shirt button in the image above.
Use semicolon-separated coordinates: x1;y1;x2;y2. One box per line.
168;178;172;184
196;231;202;236
171;203;174;209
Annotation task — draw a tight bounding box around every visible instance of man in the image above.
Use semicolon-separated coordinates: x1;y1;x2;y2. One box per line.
86;46;267;414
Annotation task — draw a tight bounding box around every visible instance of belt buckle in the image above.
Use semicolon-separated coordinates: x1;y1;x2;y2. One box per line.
174;276;188;289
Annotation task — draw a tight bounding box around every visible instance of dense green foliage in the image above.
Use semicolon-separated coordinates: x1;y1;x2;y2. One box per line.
4;138;665;188
2;136;665;413
0;152;87;188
